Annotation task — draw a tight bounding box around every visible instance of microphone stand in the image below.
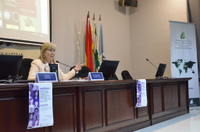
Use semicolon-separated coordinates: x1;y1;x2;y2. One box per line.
146;59;158;69
56;61;71;68
146;59;168;79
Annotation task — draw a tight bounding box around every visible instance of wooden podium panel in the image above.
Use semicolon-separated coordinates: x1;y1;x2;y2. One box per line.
83;91;103;130
152;86;162;114
0;85;48;132
0;78;190;132
164;85;179;110
51;85;78;132
106;89;134;125
52;94;76;132
180;84;187;106
149;79;189;125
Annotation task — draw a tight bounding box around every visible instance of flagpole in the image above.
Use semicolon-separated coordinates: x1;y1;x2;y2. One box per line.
85;12;89;67
93;14;100;72
93;14;95;72
99;14;105;65
75;20;82;63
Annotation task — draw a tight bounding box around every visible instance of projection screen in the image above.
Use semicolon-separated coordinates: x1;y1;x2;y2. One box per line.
0;0;51;45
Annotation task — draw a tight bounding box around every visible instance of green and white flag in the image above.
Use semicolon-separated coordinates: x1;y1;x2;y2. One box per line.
93;22;100;71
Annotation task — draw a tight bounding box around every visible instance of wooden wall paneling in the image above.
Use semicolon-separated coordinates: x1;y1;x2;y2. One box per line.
0;100;5;132
147;83;152;126
149;83;164;125
150;81;189;125
51;93;77;132
5;99;28;132
106;82;150;132
106;89;134;125
0;87;47;132
161;85;165;112
82;91;103;131
78;87;83;132
5;99;46;132
136;107;148;118
152;86;162;114
178;83;181;107
185;81;189;113
180;84;187;106
164;85;179;110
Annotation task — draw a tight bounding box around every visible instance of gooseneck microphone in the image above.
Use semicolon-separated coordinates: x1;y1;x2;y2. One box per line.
146;59;158;69
56;60;71;68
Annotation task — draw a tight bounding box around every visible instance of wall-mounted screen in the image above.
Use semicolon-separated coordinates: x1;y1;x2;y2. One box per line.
0;0;51;44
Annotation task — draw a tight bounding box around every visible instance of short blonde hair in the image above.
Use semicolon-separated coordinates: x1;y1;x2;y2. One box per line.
39;42;57;64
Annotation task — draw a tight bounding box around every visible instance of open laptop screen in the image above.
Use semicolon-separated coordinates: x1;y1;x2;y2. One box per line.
98;60;119;80
155;63;166;79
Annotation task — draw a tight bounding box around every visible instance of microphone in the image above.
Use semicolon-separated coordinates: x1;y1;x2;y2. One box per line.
146;58;158;69
56;60;71;68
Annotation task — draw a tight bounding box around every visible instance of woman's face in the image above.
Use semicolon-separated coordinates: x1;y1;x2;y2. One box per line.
30;114;33;119
35;109;38;114
43;49;55;63
35;91;38;97
30;99;33;104
35;101;38;107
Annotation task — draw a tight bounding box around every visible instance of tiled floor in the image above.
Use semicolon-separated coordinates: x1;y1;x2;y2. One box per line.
134;107;200;132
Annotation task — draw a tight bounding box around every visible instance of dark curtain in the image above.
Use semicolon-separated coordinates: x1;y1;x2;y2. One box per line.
187;0;200;75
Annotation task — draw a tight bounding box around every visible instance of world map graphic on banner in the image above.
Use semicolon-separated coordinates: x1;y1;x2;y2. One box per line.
172;59;196;75
170;21;200;106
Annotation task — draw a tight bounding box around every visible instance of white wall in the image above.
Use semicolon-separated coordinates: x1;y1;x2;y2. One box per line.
52;0;132;78
0;0;188;79
130;0;187;79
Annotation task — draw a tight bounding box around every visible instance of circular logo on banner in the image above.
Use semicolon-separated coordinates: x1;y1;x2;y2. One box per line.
3;10;11;20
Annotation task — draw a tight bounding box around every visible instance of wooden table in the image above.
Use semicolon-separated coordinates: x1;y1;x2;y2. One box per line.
0;78;190;132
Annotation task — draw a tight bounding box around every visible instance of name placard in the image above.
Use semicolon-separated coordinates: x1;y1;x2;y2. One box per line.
88;72;104;81
36;72;58;83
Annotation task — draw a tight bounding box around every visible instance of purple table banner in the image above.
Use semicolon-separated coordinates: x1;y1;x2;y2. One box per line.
27;83;53;129
135;79;147;108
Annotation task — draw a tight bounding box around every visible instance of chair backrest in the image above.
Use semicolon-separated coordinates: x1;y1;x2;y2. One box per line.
70;66;91;78
18;58;33;80
76;66;91;78
121;70;133;80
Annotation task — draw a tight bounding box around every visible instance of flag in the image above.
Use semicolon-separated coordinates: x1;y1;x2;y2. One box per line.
99;22;105;64
88;20;94;71
85;15;89;65
85;15;94;72
93;22;100;71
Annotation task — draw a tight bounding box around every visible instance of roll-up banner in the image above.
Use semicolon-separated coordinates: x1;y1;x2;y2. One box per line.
169;21;200;106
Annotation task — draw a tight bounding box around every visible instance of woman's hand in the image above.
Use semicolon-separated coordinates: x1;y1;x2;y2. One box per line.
74;62;85;72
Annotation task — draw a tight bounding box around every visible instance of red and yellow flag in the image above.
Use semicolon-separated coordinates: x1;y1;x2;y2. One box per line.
85;14;93;72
